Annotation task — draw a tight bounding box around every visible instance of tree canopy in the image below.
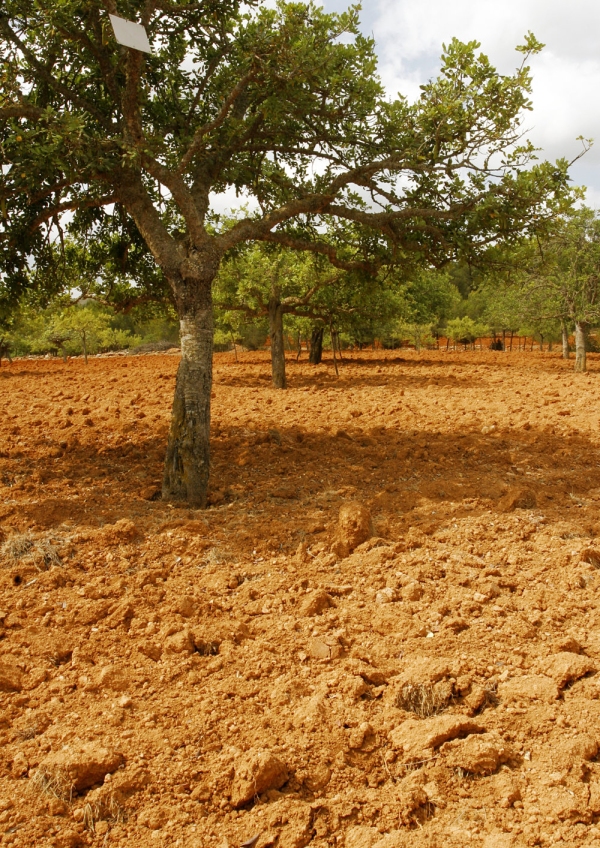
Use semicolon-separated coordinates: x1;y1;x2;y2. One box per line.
0;0;584;504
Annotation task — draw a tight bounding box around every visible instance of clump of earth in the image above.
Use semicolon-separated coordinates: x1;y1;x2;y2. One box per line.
1;348;600;848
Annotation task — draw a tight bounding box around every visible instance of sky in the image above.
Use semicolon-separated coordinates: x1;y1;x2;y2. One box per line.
321;0;600;206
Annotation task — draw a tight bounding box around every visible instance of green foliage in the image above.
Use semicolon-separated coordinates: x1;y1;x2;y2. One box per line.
446;316;488;345
1;0;580;321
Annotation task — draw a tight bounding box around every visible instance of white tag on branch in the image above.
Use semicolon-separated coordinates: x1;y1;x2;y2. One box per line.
109;14;152;53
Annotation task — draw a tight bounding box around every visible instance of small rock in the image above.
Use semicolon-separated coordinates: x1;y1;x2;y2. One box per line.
98;665;129;692
348;722;374;750
498;487;536;512
293;695;327;730
331;502;373;559
298;590;335;617
464;683;489;712
0;661;23;693
230;750;288;808
139;485;160;501
307;637;341;660
138;806;169;830
137;641;163;662
345;826;380;848
492;772;522;808
498;675;559;704
304;764;331;792
542;651;596;689
560;733;598;762
441;731;514;774
376;587;396;604
47;798;68;816
176;595;196;618
11;751;28;777
389;714;484;763
481;835;515;848
164;629;194;655
100;518;138;544
401;582;423;602
552;636;583;654
38;743;124;793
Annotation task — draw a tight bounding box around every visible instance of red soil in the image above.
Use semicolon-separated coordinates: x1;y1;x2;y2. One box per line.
1;348;600;848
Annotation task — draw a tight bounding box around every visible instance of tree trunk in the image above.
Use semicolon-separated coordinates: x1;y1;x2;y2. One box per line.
330;324;339;377
562;322;570;359
509;331;514;351
309;326;324;364
82;331;88;364
162;292;214;508
575;322;587;372
268;294;286;389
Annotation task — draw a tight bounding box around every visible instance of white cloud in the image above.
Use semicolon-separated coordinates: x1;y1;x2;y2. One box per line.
322;0;600;200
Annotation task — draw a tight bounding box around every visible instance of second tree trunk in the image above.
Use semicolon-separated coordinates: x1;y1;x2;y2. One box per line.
269;294;286;389
309;326;324;365
574;321;587;372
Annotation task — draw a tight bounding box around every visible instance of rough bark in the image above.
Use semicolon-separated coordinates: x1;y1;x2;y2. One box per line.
268;293;286;389
309;326;324;364
562;322;570;359
162;284;214;507
575;321;587;372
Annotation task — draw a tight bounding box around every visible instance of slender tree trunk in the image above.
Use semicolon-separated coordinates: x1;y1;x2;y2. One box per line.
296;332;302;361
509;331;514;351
309;326;324;364
575;321;587;372
562;322;570;359
162;281;214;508
330;323;339;376
82;331;88;364
268;293;286;389
540;334;544;352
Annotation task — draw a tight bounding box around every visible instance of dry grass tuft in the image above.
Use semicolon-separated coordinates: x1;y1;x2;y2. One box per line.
30;767;73;802
1;532;61;571
17;725;39;741
2;532;34;563
31;538;61;570
396;682;454;718
82;791;126;833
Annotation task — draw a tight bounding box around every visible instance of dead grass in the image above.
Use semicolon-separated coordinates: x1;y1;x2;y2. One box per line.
1;532;34;562
396;682;454;718
30;767;73;802
1;532;61;571
82;791;126;833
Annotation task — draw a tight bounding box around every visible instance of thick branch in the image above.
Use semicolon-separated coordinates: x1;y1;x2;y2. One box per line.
0;104;44;121
178;70;255;174
0;18;113;131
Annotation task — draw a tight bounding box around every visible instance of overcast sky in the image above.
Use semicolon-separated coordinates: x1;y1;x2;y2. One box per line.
321;0;600;206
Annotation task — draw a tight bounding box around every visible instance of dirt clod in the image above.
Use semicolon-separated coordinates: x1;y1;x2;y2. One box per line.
331;501;373;558
230;750;289;808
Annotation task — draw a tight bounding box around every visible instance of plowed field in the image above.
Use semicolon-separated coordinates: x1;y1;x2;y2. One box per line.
2;348;600;848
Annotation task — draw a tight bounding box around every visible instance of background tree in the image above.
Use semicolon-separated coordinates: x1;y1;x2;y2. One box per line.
513;209;600;370
1;1;579;505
